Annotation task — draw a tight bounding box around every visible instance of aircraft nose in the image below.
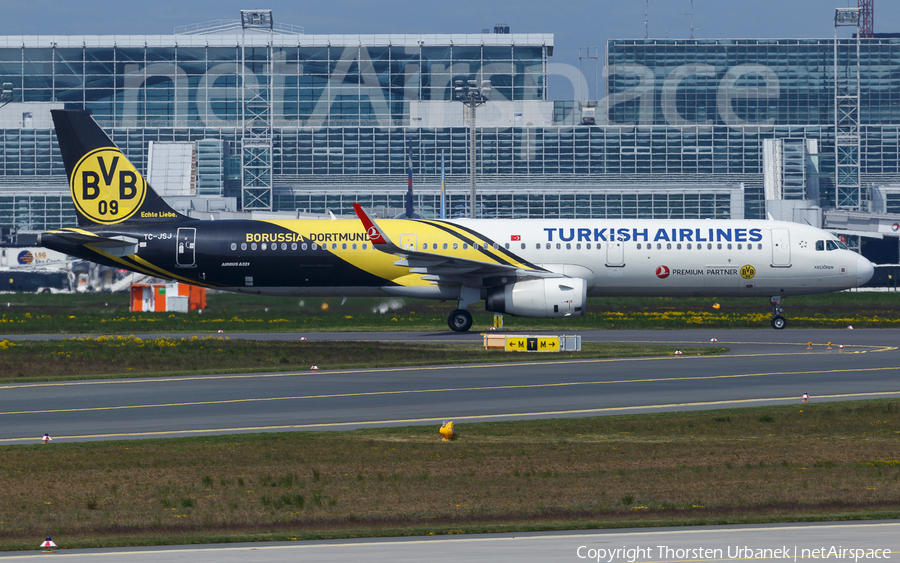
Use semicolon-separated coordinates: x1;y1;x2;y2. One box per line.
857;255;875;286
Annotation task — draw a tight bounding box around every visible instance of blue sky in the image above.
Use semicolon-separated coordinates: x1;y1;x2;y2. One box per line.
4;0;898;99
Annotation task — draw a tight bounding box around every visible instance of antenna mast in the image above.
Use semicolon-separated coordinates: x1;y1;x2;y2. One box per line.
684;0;697;39
644;0;649;39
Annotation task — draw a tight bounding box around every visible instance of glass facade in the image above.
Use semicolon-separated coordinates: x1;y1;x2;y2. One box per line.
2;34;900;230
602;38;900;216
0;35;548;126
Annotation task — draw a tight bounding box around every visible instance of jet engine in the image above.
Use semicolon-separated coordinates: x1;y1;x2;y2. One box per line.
485;278;587;318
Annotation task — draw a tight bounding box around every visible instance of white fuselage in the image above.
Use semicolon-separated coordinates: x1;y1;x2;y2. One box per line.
435;218;872;298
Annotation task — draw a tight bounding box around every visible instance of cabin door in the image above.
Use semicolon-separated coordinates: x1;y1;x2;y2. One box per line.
176;228;196;267
771;228;791;267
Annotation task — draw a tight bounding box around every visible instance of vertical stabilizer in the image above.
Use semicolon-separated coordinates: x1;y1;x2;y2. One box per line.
51;110;189;227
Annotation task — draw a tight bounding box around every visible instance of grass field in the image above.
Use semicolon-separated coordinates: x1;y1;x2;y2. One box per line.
0;338;723;382
1;291;900;334
1;399;898;550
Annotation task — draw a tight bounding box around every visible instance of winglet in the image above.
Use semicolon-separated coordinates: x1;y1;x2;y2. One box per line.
353;203;393;248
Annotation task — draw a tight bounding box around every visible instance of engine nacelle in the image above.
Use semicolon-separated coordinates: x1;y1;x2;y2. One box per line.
485;278;587;318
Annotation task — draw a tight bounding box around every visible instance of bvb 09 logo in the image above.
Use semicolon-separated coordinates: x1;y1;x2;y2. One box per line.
71;148;146;224
740;264;756;279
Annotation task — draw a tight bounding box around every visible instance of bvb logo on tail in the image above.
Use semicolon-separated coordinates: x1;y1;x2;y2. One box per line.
71;147;147;225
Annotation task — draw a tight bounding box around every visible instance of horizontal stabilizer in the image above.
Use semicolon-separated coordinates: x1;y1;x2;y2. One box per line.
39;230;140;257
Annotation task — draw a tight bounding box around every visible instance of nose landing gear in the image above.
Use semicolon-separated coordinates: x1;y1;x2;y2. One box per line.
770;296;786;329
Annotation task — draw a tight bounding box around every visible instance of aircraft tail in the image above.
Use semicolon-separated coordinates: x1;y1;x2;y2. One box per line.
51;109;189;227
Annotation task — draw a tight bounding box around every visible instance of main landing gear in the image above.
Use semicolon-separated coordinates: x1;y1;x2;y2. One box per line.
448;309;473;332
447;285;479;332
770;296;786;330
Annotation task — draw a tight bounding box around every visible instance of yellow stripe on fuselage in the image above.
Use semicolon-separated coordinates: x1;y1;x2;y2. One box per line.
261;218;533;286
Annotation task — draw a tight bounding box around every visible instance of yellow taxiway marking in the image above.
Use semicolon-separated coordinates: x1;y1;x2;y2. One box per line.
2;387;900;443
4;363;900;417
0;391;900;444
0;343;896;392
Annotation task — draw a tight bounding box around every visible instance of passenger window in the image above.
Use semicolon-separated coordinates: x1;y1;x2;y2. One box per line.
330;243;336;250
737;243;741;250
443;243;448;250
493;243;499;249
241;243;247;251
666;243;671;250
727;243;732;250
230;242;237;251
586;243;592;249
312;243;318;250
637;243;642;250
717;243;722;250
546;243;551;249
566;243;571;250
301;243;307;250
363;243;368;250
657;243;662;250
687;243;692;249
281;243;286;250
576;243;581;250
596;243;601;249
707;243;712;250
556;243;561;250
463;243;468;250
352;243;357;250
816;240;824;251
251;243;258;250
453;243;458;249
676;243;682;250
757;243;762;250
261;243;267;250
483;243;489;249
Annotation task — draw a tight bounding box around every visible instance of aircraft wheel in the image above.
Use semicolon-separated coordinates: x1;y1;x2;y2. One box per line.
448;309;473;332
771;315;786;330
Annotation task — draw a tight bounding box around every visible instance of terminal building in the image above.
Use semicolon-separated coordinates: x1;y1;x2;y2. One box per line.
1;10;899;267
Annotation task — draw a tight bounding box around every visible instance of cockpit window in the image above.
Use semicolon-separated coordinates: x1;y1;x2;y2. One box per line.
815;240;824;251
826;240;839;251
836;240;848;250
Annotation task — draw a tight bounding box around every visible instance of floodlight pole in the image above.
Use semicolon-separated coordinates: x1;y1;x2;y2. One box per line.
454;80;490;219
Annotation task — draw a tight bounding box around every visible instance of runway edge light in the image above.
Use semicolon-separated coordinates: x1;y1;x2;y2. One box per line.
41;433;51;443
802;393;810;402
440;420;454;441
41;536;56;549
674;350;683;355
311;363;318;371
710;338;717;342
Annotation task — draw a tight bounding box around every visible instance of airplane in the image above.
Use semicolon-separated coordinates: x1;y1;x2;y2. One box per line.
38;109;875;332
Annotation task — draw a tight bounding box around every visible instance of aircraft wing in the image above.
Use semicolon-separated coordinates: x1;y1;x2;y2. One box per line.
352;203;561;285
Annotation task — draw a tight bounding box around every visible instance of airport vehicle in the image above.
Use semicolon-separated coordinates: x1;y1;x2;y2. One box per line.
38;110;874;331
